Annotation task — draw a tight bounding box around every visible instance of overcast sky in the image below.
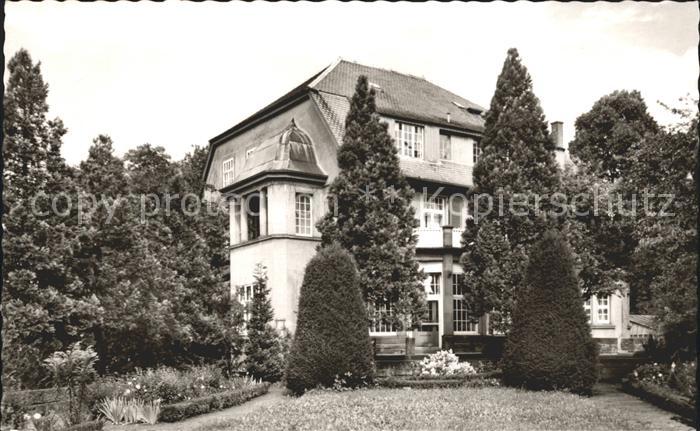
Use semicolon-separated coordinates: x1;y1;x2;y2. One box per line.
5;1;698;166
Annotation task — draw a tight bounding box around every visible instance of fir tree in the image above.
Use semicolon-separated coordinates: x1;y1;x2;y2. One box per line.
244;264;284;382
2;50;100;388
502;230;598;395
460;48;560;331
285;244;375;395
317;75;425;327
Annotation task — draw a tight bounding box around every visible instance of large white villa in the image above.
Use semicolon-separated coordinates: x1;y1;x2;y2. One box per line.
202;59;651;356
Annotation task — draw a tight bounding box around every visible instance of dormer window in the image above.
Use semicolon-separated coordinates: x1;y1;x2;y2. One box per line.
222;157;235;187
395;122;424;159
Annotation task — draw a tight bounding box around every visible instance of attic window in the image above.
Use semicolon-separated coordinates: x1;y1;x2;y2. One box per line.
453;101;483;116
222;157;235;187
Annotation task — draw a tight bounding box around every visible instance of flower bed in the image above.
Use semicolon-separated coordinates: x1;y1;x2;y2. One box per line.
85;365;264;418
158;382;271;422
378;371;501;389
623;361;697;425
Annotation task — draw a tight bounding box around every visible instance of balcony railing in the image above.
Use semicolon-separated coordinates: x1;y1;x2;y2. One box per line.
415;227;464;248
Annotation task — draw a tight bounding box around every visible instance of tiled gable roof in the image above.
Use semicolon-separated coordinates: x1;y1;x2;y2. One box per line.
311;60;485;134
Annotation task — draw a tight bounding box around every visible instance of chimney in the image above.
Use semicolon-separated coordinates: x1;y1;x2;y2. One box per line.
446;112;451;123
551;121;565;151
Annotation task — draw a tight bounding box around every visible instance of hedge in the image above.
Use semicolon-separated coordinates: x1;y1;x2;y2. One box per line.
622;379;697;425
61;420;105;431
158;383;271;423
378;372;502;389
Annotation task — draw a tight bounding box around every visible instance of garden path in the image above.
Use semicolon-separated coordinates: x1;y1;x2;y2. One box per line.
594;384;694;431
102;384;286;431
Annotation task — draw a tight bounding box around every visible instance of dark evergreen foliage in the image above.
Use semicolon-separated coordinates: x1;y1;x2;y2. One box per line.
316;75;425;326
502;230;598;395
285;244;375;395
2;49;240;386
243;265;285;382
461;48;560;332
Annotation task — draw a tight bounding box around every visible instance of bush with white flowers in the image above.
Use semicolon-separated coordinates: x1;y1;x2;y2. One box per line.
418;350;476;377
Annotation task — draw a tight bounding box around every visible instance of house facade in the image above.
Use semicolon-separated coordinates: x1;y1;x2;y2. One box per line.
203;59;638;356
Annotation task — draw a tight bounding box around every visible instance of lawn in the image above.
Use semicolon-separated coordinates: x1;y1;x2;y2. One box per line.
196;386;652;431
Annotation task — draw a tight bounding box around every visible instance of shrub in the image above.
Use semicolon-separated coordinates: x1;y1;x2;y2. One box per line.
60;420;104;431
243;264;286;382
285;244;375;395
43;342;99;426
158;383;270;422
502;230;598;395
417;350;476;377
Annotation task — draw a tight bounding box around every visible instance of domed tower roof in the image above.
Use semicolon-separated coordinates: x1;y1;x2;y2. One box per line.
232;119;326;190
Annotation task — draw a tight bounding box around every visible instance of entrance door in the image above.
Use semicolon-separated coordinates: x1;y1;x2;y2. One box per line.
416;272;442;351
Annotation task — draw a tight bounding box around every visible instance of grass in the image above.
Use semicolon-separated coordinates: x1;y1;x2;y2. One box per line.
195;387;652;430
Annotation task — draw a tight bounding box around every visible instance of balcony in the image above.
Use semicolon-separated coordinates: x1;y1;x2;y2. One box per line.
415;227;464;249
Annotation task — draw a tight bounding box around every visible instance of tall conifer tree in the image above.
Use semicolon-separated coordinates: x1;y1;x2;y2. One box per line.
2;50;100;387
317;76;424;327
460;48;560;332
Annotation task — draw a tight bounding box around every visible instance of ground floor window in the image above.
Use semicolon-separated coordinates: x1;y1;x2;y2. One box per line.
236;284;254;325
452;274;477;333
369;301;399;333
453;299;478;333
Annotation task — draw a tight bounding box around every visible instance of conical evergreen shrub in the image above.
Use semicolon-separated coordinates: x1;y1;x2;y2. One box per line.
285;244;375;395
502;230;598;394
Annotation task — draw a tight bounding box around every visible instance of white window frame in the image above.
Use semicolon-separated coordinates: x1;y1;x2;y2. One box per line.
473;141;481;164
584;294;611;325
421;196;447;229
236;284;254;327
427;273;441;295
452;273;478;334
395;122;424;159
222;157;235;187
369;301;398;335
596;294;610;324
295;193;313;236
440;134;452;161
